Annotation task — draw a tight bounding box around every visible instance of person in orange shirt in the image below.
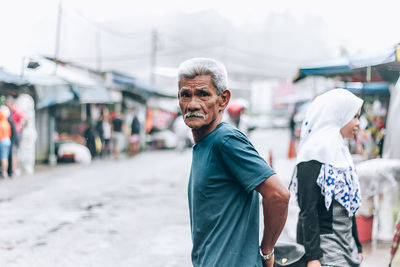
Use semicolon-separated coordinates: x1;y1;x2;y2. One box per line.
0;106;11;178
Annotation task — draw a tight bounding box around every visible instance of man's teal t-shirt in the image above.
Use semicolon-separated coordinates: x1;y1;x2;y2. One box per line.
188;122;275;267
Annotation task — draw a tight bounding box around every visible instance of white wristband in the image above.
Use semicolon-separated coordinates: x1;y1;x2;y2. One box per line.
260;248;274;260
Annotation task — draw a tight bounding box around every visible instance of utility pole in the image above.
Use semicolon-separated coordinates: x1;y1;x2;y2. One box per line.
49;0;63;166
96;30;102;72
54;0;62;75
150;29;158;86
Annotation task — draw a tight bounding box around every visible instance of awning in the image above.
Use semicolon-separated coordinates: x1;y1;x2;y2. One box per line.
72;85;112;104
111;71;157;92
110;71;175;99
0;68;27;85
293;45;400;83
335;81;390;95
58;69;113;104
26;74;76;109
25;58;114;104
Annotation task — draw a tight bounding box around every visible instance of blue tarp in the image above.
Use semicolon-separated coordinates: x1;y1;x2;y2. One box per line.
293;46;400;83
335;81;390;95
299;64;352;77
36;84;76;109
112;72;158;93
111;71;174;98
0;68;26;85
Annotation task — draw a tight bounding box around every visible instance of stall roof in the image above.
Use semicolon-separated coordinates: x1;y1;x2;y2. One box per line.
293;45;400;83
335;81;390;95
26;74;68;86
25;58;113;104
72;85;111;104
110;71;175;99
26;74;76;109
0;68;27;85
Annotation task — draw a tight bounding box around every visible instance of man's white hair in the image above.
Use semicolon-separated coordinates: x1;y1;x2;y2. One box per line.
177;57;228;95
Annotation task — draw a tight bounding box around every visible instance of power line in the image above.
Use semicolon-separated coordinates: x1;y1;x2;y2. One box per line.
160;32;224;51
223;46;300;65
61;7;301;67
66;7;147;40
159;32;299;64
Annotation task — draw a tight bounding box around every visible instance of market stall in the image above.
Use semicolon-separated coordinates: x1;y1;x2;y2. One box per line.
293;44;400;247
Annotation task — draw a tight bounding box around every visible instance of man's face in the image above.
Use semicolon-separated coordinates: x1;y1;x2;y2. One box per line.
178;75;226;131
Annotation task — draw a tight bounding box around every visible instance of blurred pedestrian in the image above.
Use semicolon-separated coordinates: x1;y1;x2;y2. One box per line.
0;106;11;178
96;108;112;157
290;89;364;267
128;107;140;156
227;103;243;128
5;96;26;175
7;110;18;177
177;58;289;267
288;106;297;159
15;94;36;174
5;96;26;135
111;111;126;159
84;121;97;158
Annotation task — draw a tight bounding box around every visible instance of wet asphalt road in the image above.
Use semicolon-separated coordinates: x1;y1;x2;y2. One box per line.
0;148;192;267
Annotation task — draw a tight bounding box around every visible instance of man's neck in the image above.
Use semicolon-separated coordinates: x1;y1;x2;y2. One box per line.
192;119;222;144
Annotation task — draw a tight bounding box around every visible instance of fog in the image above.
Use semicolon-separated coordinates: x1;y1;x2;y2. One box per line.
1;0;399;84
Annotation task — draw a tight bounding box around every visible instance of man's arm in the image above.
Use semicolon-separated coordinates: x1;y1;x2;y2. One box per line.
256;174;290;267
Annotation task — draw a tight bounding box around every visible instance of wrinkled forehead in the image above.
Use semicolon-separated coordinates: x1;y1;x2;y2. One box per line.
179;75;215;90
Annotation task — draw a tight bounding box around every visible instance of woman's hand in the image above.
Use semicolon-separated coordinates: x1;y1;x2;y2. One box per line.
359;253;364;262
307;260;322;267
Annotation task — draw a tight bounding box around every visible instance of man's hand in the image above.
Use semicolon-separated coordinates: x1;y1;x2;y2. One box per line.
256;174;290;256
261;255;274;267
307;260;322;267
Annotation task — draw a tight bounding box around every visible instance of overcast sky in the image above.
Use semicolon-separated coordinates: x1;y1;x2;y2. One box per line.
1;0;399;76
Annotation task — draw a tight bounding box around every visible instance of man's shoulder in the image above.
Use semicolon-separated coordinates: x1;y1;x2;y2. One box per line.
212;123;248;144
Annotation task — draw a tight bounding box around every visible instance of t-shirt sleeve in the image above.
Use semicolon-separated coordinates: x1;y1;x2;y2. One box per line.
219;134;275;193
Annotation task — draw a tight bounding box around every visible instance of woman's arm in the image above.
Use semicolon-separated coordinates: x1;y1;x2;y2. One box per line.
297;160;323;263
352;215;363;261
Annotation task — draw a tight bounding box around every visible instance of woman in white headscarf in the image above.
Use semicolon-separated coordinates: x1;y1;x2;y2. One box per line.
291;89;364;267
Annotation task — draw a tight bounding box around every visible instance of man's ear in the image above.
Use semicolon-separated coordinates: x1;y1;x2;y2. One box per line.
219;90;231;111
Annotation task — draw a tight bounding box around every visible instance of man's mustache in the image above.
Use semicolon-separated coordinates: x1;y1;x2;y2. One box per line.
184;112;205;119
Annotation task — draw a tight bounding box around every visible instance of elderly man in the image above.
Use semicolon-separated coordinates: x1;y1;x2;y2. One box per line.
177;58;290;267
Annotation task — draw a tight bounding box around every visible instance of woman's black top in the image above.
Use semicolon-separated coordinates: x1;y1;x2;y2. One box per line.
296;160;362;263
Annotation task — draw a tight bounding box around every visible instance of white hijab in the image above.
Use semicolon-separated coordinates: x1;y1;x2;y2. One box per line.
293;89;364;216
296;89;363;168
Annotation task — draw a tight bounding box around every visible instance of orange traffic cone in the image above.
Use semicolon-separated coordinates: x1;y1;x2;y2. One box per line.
268;150;273;169
287;139;296;159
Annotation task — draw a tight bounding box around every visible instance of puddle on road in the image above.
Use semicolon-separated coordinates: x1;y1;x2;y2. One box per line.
48;222;71;234
0;197;12;203
0;241;14;251
84;203;104;211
